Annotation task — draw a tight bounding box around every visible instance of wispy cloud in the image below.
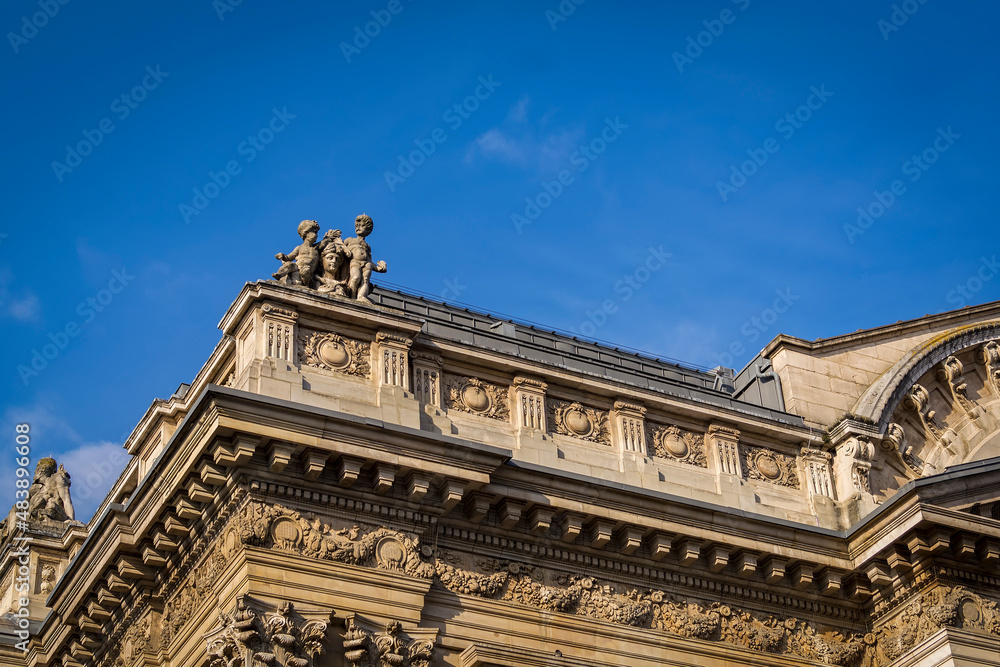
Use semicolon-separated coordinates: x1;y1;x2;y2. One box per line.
0;401;129;523
466;96;585;173
0;269;41;323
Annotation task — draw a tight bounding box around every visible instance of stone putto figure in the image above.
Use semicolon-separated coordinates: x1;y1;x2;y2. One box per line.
273;214;387;304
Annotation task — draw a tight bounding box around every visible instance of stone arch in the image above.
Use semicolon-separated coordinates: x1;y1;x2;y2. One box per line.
849;323;1000;498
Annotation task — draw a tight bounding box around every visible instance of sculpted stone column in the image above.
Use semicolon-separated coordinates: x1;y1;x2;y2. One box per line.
205;598;331;667
374;331;412;391
611;400;647;455
261;303;298;363
800;447;834;500
411;352;443;408
511;377;547;431
707;424;741;477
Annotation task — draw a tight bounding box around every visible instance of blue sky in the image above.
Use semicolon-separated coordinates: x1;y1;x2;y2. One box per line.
2;0;998;520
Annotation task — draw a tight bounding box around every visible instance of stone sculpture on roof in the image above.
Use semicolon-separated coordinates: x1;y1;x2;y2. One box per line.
1;457;75;538
273;214;387;304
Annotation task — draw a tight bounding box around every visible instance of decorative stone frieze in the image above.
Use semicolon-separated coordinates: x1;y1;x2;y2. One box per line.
375;331;412;390
800;447;834;499
444;375;511;421
707;424;741;476
343;618;435;667
648;425;707;467
205;598;329;667
511;377;547;430
432;551;868;665
745;447;800;488
226;500;434;578
261;303;298;362
873;586;1000;664
612;400;646;454
411;351;443;407
548;400;611;445
298;330;371;377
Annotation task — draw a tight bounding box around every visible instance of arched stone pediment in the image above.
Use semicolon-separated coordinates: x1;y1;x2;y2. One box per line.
846;323;1000;498
852;321;1000;430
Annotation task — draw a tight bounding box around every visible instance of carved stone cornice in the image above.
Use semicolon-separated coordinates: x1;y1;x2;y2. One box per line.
512;376;547;391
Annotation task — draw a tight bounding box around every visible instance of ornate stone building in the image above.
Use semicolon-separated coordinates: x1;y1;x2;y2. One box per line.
3;219;1000;666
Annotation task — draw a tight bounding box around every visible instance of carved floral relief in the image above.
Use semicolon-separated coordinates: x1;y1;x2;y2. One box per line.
548;401;611;445
648;425;707;467
745;447;800;488
298;330;371;378
444;375;511;421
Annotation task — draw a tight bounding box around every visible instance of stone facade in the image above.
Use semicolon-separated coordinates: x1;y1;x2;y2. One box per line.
3;246;1000;666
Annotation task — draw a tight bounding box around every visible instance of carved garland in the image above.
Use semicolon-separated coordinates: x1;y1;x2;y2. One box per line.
444;376;511;421
154;498;1000;666
874;586;1000;663
648;425;707;467
549;401;611;445
745;447;800;488
298;331;371;377
434;550;867;665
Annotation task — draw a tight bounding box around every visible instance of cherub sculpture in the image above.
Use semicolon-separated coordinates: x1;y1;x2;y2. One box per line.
272;214;387;302
273;220;323;287
343;214;388;304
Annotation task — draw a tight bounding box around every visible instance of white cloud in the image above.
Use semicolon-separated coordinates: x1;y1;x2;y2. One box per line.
466;98;584;173
0;402;130;523
4;292;40;322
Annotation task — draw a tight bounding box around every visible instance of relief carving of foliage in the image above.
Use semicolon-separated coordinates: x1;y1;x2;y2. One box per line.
648;425;707;467
745;447;800;489
231;501;435;579
548;401;611;445
444;375;511;421
874;587;1000;664
431;554;868;665
298;330;371;378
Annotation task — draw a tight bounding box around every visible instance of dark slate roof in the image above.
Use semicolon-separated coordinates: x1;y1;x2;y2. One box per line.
368;287;804;427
